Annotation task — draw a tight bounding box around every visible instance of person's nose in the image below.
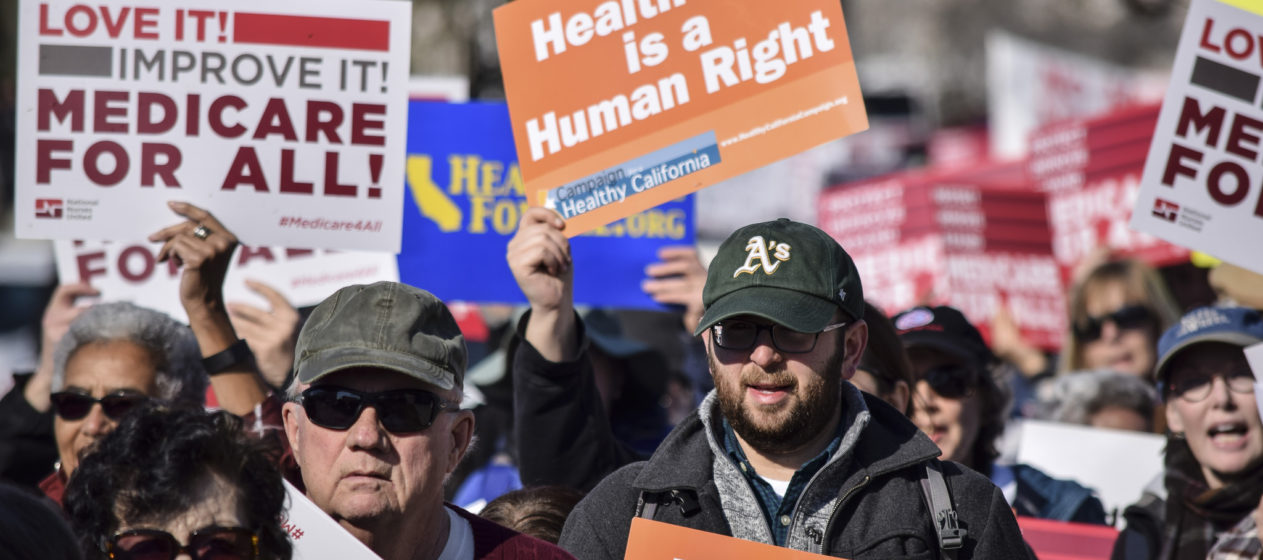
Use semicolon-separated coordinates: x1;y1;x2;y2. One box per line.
345;406;389;451
1099;319;1121;342
80;403;112;437
748;329;783;368
1208;375;1236;409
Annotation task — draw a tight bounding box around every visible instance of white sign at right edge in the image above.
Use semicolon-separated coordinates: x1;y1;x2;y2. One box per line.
1247;342;1263;424
1131;0;1263;275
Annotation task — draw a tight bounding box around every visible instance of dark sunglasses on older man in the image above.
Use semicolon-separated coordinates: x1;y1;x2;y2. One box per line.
297;386;456;433
104;525;257;560
50;390;148;421
1073;305;1154;342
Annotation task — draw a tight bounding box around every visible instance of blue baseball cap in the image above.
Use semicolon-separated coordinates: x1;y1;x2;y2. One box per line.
1154;306;1263;389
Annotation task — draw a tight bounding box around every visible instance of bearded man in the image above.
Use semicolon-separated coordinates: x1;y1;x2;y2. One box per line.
508;209;1031;559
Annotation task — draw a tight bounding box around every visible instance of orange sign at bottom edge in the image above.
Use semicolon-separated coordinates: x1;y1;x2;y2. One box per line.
624;518;846;560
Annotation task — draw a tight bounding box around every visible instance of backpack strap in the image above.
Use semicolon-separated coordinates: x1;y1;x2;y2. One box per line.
636;489;699;520
920;460;966;560
637;491;660;520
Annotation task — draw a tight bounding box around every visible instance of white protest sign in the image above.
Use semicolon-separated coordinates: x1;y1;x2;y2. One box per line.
1131;0;1263;275
16;0;411;252
282;480;381;560
1248;342;1263;423
1015;419;1165;524
54;240;397;322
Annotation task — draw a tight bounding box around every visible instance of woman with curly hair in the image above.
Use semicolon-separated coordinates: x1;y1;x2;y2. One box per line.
65;404;291;560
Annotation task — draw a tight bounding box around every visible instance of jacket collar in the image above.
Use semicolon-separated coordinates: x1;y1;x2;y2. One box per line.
633;381;942;492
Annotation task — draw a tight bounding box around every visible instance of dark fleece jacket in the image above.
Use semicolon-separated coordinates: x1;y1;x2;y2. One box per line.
558;386;1033;560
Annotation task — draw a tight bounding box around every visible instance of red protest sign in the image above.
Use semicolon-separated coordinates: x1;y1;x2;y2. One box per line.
1017;516;1119;560
821;161;1067;350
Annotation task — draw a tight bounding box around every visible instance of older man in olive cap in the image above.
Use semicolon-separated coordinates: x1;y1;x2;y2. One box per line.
282;281;573;560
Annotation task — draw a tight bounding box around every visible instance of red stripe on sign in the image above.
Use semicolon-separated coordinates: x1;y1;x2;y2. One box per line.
233;13;389;51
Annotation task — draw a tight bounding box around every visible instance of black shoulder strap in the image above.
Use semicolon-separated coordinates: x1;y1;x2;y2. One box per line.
636;489;699;520
920;460;966;560
637;491;660;520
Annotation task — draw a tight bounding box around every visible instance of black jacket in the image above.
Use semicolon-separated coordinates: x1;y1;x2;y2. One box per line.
557;386;1033;559
512;313;644;492
0;374;58;490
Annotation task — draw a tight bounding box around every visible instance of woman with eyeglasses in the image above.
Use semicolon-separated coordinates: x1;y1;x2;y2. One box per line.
64;403;291;560
1112;306;1263;560
1060;259;1181;380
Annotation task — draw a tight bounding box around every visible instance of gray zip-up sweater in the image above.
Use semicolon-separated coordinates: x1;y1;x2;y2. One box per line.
558;384;1033;559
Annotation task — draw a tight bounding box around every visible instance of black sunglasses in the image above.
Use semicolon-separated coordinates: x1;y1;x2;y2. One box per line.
921;365;981;399
711;320;848;354
105;526;257;560
298;386;455;433
50;390;148;421
1073;305;1154;342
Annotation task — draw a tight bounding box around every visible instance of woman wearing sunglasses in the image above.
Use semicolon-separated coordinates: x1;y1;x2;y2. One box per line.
45;301;208;497
24;202;273;505
1060;259;1181;380
894;305;1109;524
64;404;290;560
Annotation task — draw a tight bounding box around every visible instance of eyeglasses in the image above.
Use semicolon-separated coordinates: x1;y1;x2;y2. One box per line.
1073;305;1154;342
921;365;982;399
298;386;455;433
50;391;148;421
105;526;258;560
711;320;848;354
1166;369;1256;402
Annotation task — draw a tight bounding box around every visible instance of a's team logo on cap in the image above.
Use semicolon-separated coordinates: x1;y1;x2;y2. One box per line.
734;236;790;277
895;308;935;330
35;198;63;219
1152;198;1179;223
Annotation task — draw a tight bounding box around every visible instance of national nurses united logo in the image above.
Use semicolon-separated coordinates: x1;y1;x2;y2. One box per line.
35;198;63;219
1152;198;1179;223
734;236;790;277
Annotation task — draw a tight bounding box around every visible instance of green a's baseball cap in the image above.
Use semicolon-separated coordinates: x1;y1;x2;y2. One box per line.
694;218;864;336
293;282;467;391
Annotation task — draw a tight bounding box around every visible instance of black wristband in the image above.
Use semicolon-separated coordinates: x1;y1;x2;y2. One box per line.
202;339;253;375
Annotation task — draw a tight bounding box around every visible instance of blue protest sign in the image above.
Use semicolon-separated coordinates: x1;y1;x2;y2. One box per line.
399;101;695;309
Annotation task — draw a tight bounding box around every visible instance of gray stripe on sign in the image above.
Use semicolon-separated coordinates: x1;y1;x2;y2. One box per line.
1190;56;1259;103
39;44;113;77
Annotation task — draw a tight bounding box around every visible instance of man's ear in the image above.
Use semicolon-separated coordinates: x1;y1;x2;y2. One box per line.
842;320;869;381
446;409;476;475
282;401;303;460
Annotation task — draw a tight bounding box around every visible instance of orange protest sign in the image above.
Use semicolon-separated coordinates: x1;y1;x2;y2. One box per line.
623;518;845;560
494;0;868;236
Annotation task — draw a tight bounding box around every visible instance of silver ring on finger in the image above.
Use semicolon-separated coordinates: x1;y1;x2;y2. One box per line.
192;224;212;240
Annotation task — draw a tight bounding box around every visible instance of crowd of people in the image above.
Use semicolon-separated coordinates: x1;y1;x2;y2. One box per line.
1;201;1262;560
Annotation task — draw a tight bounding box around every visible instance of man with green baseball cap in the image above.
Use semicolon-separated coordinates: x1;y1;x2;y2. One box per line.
509;208;1030;559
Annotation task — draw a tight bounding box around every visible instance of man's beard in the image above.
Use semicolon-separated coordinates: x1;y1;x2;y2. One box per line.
709;345;846;455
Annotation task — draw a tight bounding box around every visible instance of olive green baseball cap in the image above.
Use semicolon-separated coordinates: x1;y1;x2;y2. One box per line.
293;282;467;391
694;218;864;336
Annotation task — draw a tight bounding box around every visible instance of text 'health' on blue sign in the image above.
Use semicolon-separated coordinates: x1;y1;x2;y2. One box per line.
399;100;695;309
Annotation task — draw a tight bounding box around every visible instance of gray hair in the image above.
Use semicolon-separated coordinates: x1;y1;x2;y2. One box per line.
1035;370;1156;426
52;302;207;405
